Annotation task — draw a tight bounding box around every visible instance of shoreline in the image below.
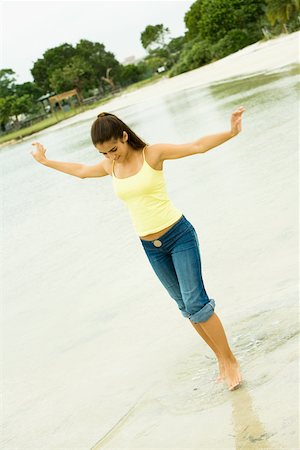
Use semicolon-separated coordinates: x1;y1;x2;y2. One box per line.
2;32;299;449
1;31;299;148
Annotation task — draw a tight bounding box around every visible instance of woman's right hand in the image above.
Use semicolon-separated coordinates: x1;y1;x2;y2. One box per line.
31;142;47;164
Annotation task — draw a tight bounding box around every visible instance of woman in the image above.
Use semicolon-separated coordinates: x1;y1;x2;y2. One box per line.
31;107;245;391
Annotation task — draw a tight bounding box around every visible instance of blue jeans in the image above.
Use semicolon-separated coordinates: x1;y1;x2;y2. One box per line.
140;215;215;323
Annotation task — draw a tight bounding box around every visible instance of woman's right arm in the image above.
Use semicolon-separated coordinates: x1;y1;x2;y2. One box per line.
30;142;110;178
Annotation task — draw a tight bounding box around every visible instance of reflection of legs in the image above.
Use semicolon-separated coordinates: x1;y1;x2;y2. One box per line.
191;313;242;390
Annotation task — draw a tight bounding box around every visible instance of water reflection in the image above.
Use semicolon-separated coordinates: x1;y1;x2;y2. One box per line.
209;63;300;99
231;387;275;449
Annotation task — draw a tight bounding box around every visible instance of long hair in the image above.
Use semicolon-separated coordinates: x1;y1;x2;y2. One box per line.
91;112;147;150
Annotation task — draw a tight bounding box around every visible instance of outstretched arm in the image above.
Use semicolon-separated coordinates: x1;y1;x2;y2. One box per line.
151;106;245;161
30;142;109;178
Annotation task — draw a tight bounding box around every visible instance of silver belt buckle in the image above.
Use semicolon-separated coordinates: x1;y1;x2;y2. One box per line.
153;239;162;247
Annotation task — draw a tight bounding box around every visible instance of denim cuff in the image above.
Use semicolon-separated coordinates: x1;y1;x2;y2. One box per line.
186;299;215;323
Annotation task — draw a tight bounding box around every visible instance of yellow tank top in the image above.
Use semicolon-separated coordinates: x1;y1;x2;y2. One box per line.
112;147;182;236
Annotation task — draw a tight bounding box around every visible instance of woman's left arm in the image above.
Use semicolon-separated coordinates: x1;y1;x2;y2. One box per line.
153;106;245;161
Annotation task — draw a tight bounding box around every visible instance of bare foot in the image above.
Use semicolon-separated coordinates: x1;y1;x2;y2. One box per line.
215;358;226;383
224;357;242;391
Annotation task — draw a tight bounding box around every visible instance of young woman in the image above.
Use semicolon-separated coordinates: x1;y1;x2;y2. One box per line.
31;107;245;391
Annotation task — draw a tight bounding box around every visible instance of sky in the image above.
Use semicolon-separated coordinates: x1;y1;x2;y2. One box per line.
1;0;194;84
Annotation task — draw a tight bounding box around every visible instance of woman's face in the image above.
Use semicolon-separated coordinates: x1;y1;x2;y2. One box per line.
96;132;128;162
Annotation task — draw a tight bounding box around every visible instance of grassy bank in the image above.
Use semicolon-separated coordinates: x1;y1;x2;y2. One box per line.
0;74;165;147
0;96;114;146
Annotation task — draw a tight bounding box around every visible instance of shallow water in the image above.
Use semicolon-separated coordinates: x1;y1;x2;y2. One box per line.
1;60;299;449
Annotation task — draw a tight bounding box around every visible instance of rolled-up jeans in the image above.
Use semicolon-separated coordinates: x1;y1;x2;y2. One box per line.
140;215;215;323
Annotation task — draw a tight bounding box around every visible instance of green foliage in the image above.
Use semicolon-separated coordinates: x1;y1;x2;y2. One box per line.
10;95;33;118
31;40;119;95
144;55;166;72
140;35;186;73
184;0;204;40
165;36;186;67
49;57;93;94
211;29;257;59
265;0;300;31
0;69;16;97
0;73;42;127
30;58;49;92
117;63;152;87
49;67;77;94
198;0;266;43
0;94;37;128
171;0;270;76
167;36;186;54
0;97;13;125
136;61;153;79
140;24;170;50
287;10;300;31
119;64;141;86
31;43;76;92
15;82;43;101
169;39;212;76
75;39;120;87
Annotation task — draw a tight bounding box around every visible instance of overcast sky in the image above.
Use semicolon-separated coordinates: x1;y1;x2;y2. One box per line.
1;0;194;84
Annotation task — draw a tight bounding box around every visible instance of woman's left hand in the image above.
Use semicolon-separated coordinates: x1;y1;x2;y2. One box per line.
230;106;246;136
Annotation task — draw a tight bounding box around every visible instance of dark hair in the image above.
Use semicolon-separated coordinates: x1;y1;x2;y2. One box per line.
91;112;147;150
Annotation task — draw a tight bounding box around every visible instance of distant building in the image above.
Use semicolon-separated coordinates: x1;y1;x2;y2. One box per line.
121;55;144;66
122;55;136;65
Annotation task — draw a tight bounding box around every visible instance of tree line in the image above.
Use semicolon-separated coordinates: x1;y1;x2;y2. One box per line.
1;0;299;131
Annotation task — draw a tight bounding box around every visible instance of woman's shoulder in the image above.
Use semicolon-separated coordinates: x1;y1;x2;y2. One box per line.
103;158;113;176
144;144;163;170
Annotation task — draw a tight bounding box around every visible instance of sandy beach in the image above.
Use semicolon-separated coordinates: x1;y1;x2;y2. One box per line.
46;31;299;132
1;31;299;450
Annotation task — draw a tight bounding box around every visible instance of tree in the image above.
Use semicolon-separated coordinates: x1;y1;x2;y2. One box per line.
197;0;266;43
0;94;34;129
15;82;43;101
265;0;300;32
0;69;16;98
0;97;13;129
30;58;49;92
10;95;33;121
144;54;166;72
0;71;41;128
211;29;252;59
140;25;185;72
184;0;204;40
31;43;77;92
169;39;211;76
49;57;93;94
118;64;143;86
31;40;120;96
75;40;120;92
140;24;170;50
167;36;186;54
165;36;186;67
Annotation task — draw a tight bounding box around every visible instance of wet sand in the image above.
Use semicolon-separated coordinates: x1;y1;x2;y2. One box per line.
1;32;299;450
90;300;298;449
88;33;299;450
